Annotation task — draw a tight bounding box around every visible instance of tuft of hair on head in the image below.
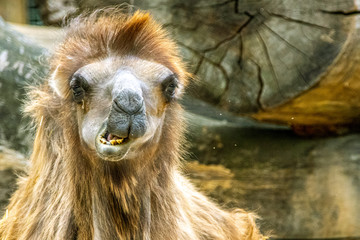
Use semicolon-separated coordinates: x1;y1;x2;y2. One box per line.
49;7;191;99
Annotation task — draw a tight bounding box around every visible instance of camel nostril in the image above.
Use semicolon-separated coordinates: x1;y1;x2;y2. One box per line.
107;109;147;141
108;89;147;140
113;89;144;115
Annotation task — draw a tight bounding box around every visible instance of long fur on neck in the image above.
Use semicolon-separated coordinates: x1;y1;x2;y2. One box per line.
0;89;263;240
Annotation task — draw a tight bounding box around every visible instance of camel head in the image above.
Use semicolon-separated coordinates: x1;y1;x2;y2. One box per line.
47;10;188;161
72;57;180;161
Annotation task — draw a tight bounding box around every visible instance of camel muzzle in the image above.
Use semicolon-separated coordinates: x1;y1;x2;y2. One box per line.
107;89;147;140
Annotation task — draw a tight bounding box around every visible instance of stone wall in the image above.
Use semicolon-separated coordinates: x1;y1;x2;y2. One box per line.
184;106;360;238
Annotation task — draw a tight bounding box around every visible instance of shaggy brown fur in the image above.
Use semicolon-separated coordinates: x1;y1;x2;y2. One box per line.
0;8;265;240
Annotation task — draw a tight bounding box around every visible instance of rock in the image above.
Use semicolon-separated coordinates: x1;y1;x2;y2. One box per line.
36;0;78;26
0;146;27;216
0;18;49;154
183;161;235;196
184;109;360;239
9;23;65;49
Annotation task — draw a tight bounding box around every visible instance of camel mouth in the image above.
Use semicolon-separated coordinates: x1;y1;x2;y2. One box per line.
95;125;131;160
99;131;129;146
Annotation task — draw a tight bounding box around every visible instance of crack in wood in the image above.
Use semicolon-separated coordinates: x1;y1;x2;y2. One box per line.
174;4;339;107
177;41;230;99
177;39;229;75
261;22;313;61
214;61;231;98
176;41;199;54
176;41;204;75
202;14;254;53
191;0;235;9
295;65;310;85
238;34;243;67
267;11;331;30
249;59;265;111
234;0;239;14
320;10;360;15
256;29;285;100
199;56;231;93
194;56;204;76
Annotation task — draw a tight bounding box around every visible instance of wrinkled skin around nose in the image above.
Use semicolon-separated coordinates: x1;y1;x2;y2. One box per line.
107;89;147;139
113;89;144;114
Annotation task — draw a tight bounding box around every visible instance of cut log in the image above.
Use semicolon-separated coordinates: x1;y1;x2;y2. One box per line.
252;15;360;131
164;1;353;109
36;0;360;134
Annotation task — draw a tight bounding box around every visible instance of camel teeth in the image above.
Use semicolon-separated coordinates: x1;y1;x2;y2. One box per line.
100;136;125;145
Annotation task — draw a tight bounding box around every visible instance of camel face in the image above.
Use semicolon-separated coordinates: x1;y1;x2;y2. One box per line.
69;56;179;161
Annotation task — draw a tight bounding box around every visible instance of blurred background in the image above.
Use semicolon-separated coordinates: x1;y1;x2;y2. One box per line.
0;0;360;239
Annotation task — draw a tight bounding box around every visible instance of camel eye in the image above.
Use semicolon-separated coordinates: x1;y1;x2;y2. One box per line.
70;74;89;104
162;74;178;102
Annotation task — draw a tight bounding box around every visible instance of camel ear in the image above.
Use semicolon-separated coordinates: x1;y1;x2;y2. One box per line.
48;64;67;98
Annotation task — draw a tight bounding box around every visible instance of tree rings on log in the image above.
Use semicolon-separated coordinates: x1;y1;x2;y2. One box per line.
162;0;354;112
249;1;360;130
156;0;360;132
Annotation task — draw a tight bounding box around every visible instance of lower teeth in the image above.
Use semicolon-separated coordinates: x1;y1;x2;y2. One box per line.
100;137;124;145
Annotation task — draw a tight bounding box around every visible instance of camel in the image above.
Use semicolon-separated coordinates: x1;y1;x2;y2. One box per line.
0;8;264;240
